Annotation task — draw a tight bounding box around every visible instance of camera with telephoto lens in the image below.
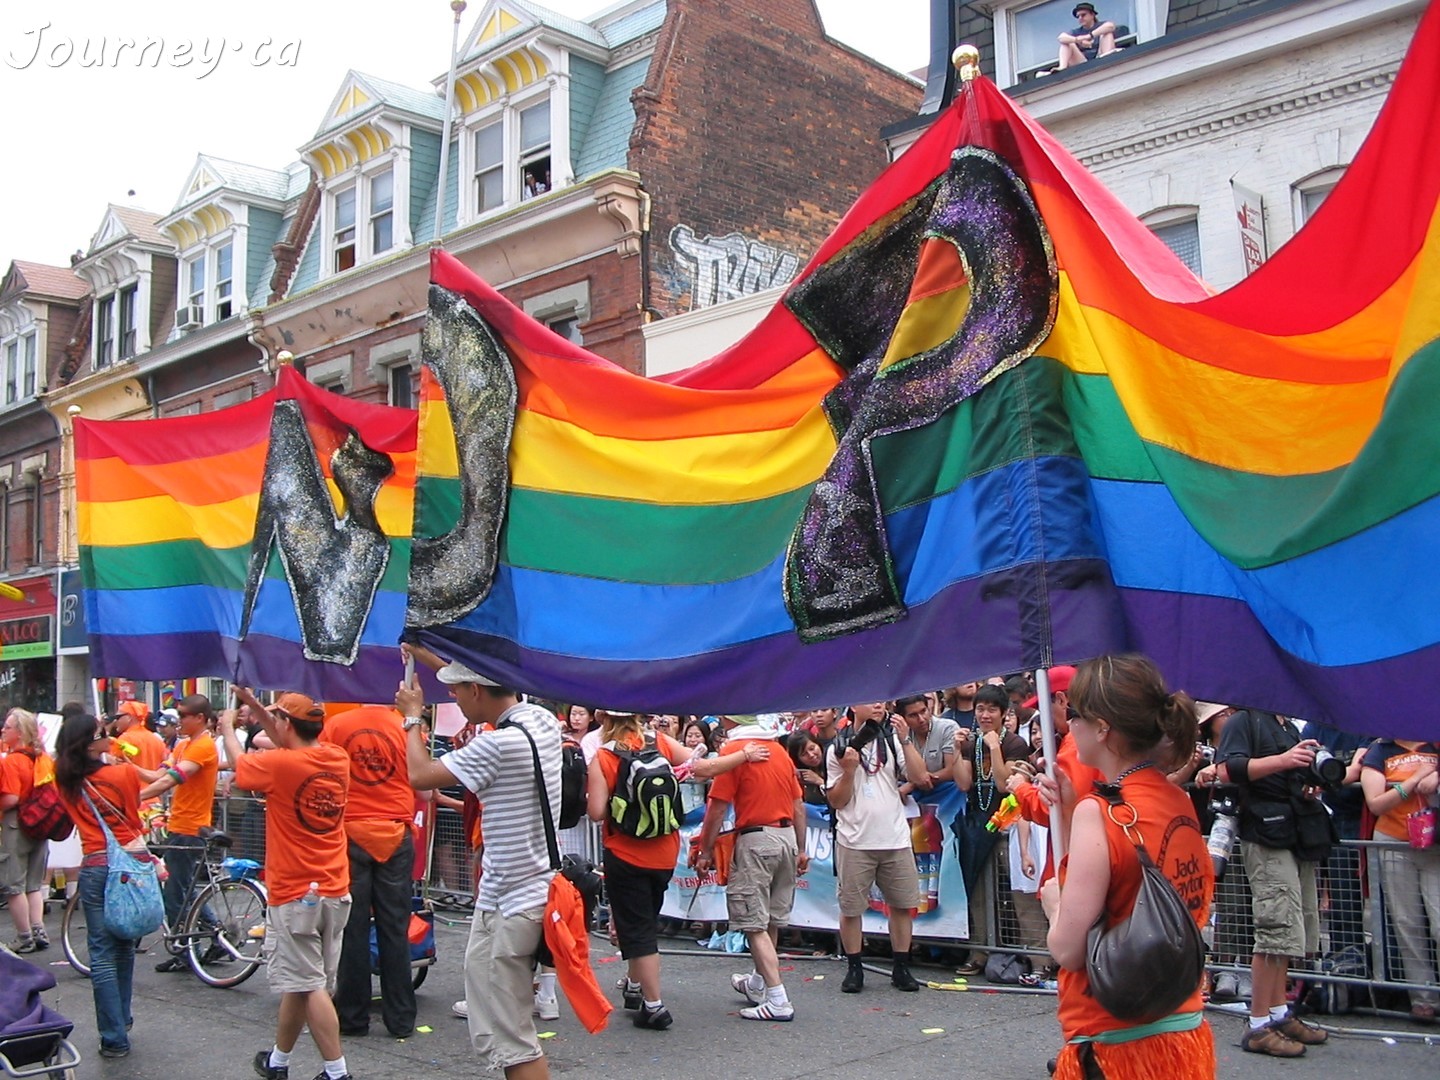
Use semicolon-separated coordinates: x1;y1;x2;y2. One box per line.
1309;745;1345;787
847;718;884;758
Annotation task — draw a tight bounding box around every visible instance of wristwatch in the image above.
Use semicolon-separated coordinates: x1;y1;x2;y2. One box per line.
402;716;424;732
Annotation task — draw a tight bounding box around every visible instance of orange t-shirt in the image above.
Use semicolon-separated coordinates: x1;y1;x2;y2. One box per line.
55;764;145;857
1015;732;1104;884
117;726;168;772
321;706;413;822
0;750;37;804
166;731;219;835
1056;769;1213;1038
235;742;350;904
709;737;803;829
597;731;689;870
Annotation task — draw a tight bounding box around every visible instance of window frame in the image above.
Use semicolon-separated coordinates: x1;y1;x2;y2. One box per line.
95;294;115;369
20;333;37;399
3;340;17;404
29;478;42;567
994;0;1162;87
1142;205;1203;277
467;88;554;218
1292;166;1346;230
117;285;138;360
326;158;401;277
214;241;234;321
369;168;395;256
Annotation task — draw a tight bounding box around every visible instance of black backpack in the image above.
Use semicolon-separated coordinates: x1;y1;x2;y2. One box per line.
608;731;680;839
556;739;587;830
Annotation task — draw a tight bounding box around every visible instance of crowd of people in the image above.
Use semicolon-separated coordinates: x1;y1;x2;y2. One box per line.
1;652;1437;1078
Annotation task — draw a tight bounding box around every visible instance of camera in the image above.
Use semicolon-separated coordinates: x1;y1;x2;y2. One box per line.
1310;746;1345;787
847;718;884;758
1197;744;1216;763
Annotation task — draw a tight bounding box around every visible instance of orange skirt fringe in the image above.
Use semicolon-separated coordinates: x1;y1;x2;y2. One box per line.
1053;1021;1215;1080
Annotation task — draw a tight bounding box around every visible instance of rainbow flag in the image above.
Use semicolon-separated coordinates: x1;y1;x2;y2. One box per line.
75;368;418;702
409;8;1440;738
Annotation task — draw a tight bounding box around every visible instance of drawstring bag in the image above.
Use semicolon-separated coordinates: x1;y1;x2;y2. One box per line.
1084;795;1206;1023
1409;806;1437;850
83;786;165;940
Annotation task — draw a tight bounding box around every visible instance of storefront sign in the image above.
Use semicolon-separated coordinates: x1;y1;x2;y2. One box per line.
0;615;53;660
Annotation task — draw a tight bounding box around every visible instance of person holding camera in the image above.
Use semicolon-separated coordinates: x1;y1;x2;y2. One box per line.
826;701;929;993
1214;709;1337;1057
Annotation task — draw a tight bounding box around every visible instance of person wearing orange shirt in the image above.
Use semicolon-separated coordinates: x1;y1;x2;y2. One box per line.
1040;655;1215;1080
137;694;220;970
222;688;353;1080
321;703;417;1039
2;709;51;953
694;714;808;1022
113;704;168;772
52;712;147;1059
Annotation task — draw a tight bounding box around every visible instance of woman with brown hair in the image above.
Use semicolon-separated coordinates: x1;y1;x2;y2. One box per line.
1;708;51;952
1039;654;1215;1079
51;711;147;1059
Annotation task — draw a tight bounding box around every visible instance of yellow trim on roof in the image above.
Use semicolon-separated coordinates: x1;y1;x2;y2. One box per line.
334;85;371;119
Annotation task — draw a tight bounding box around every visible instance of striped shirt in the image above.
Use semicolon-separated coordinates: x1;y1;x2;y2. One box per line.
441;702;562;915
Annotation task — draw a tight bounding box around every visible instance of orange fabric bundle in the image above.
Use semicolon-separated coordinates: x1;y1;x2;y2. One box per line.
543;872;611;1034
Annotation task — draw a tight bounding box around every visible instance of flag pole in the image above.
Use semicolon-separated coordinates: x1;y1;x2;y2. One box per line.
433;1;468;247
1033;666;1064;863
90;678;104;721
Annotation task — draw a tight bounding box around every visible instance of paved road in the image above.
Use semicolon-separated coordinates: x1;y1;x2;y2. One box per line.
35;914;1438;1079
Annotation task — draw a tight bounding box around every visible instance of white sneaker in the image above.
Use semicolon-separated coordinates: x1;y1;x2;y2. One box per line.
451;999;468;1019
730;972;764;1004
739;999;794;1022
533;994;560;1021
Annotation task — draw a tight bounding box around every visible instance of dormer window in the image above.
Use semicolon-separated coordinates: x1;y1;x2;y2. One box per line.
519;99;551;201
334;186;358;272
215;242;233;320
4;341;16;404
996;0;1162;85
469;91;555;216
96;297;115;368
117;286;137;360
370;170;394;254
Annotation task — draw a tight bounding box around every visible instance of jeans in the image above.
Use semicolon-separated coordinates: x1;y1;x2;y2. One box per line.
161;832;208;930
334;834;416;1036
79;865;135;1052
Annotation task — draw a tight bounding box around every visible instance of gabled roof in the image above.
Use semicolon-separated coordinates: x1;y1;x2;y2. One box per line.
595;0;665;48
175;154;293;210
462;0;609;61
317;70;447;137
2;261;90;303
87;205;169;255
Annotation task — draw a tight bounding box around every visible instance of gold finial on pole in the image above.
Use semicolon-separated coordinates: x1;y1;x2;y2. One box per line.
953;45;981;83
275;350;295;367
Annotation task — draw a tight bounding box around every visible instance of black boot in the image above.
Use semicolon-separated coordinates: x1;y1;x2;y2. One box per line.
891;957;919;992
841;953;864;993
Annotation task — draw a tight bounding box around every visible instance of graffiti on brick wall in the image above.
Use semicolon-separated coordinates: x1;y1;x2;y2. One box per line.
669;225;801;309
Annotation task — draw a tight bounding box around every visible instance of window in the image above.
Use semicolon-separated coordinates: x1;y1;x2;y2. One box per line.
519;99;551;201
20;334;36;398
370;169;394;254
388;364;415;409
1150;218;1202;276
1293;167;1345;228
29;481;42;566
998;0;1148;85
214;243;233;321
95;296;115;368
333;186;357;272
186;256;206;308
4;342;16;404
547;315;582;344
118;286;137;360
475;121;503;212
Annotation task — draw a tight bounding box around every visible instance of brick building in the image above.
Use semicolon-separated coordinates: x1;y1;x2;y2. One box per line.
32;0;921;705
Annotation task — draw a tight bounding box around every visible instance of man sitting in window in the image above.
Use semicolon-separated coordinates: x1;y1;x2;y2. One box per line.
1057;3;1120;69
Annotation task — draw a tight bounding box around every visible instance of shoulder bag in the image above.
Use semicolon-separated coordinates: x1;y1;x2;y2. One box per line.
1084;791;1206;1023
83;783;165;939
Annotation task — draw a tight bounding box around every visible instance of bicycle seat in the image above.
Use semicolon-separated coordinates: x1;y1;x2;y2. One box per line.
200;828;234;848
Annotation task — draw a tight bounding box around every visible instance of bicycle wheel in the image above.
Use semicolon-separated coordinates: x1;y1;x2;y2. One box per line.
412;961;429;990
184;878;268;988
60;891;91;978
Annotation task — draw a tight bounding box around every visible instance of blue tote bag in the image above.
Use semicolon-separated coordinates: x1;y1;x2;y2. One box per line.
83;786;165;939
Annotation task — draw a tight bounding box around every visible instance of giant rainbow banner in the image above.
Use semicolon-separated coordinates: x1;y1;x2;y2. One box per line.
78;7;1440;737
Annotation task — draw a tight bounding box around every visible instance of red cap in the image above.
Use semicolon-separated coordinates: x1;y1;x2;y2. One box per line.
1022;665;1078;709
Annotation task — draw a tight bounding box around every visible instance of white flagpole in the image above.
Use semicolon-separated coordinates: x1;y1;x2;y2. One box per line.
433;1;469;246
1034;666;1064;863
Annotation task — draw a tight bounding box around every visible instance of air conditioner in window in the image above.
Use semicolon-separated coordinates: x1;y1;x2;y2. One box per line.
175;305;204;331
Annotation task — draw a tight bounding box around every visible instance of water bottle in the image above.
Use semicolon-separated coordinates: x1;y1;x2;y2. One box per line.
300;881;320;907
1207;803;1239;882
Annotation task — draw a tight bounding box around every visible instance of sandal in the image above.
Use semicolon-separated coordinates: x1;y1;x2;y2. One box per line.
954;961;984;977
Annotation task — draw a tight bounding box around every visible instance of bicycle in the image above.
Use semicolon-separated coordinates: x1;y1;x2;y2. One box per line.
61;827;268;989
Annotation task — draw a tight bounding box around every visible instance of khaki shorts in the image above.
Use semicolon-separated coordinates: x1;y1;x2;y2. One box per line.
835;844;921;917
263;895;352;994
463;906;546;1071
1;811;48;896
1242;840;1319;957
726;827;797;933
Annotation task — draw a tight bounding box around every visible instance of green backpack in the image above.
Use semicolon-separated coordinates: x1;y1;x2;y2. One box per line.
608;732;681;839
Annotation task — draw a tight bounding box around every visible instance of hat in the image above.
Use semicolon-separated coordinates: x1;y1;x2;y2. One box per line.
1022;664;1078;710
718;713;757;727
435;661;500;686
599;709;638;718
1195;701;1230;726
156;710;178;727
270;692;326;721
1073;2;1097;16
118;700;150;721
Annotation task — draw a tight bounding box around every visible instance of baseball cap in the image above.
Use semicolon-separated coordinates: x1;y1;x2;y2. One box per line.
435;661;500;686
270;692;326;721
1022;665;1078;709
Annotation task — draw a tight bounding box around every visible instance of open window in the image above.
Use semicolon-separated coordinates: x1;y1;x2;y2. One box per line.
214;243;233;321
520;99;552;202
333;186;358;273
997;0;1153;86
